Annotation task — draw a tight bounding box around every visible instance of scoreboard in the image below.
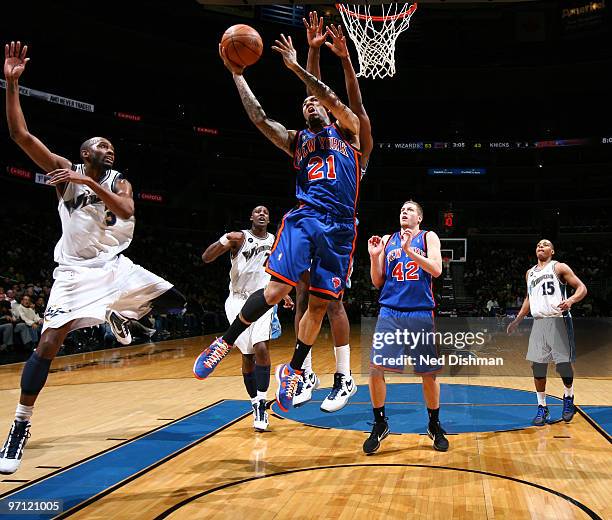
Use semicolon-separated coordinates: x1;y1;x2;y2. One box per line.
378;136;602;151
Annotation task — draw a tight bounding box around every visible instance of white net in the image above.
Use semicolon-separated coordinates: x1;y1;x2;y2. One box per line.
336;3;417;79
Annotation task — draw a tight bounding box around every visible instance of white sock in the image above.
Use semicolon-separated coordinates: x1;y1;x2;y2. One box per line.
564;385;574;398
250;396;259;406
15;404;33;423
257;390;267;402
301;350;312;374
334;344;351;377
536;392;547;407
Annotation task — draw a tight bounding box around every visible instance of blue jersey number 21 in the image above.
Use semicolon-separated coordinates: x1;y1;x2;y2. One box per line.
307;156;336;181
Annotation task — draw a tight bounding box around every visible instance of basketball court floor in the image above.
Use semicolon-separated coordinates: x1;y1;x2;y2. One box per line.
0;329;610;519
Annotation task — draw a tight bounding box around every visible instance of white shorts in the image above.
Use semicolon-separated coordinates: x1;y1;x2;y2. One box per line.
527;316;576;364
225;294;277;355
43;254;172;333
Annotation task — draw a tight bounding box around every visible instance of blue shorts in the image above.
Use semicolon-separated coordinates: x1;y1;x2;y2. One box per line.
266;204;356;300
371;307;440;374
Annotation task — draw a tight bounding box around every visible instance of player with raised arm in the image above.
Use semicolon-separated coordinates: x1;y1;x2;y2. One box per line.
292;13;375;412
194;34;361;414
365;201;447;454
199;206;293;431
0;42;185;474
507;239;587;425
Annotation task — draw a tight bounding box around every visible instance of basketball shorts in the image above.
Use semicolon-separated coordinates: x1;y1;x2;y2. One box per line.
225;294;280;354
527;316;575;364
43;254;172;333
371;307;440;374
266;204;356;300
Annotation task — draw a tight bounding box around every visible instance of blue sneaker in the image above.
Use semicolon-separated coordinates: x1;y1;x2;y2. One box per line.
193;338;232;380
562;396;575;422
533;405;550;426
275;363;302;412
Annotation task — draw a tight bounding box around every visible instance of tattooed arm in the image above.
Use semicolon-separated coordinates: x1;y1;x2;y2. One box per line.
272;34;360;145
232;75;297;157
219;44;296;156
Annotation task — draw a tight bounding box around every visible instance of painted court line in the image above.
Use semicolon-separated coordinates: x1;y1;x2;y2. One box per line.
0;400;248;519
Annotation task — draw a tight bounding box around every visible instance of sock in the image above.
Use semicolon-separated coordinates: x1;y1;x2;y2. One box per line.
250;396;260;406
427;407;440;425
564;385;574;398
243;372;257;399
334;344;350;377
257;390;267;402
373;406;386;424
20;352;52;396
536;392;547;407
301;350;312;374
290;339;312;371
15;404;33;423
254;364;270;393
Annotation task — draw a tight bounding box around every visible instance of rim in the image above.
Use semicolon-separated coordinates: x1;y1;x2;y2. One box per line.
336;3;418;22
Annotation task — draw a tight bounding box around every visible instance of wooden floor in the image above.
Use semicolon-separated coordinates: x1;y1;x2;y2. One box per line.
0;328;610;519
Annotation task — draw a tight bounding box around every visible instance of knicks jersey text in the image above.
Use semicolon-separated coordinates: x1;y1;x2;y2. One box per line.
379;231;435;311
293;124;361;219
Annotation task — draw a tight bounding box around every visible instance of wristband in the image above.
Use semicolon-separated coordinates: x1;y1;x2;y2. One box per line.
219;234;230;246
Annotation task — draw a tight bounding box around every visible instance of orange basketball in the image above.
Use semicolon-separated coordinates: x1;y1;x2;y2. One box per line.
220;24;263;68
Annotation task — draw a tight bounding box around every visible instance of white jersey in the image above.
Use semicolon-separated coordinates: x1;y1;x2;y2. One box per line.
527;260;568;318
229;230;275;297
54;164;135;267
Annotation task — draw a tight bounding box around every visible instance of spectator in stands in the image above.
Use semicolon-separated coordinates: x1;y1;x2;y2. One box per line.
0;300;15;352
13;295;42;345
486;297;499;316
34;296;46;317
5;290;17;311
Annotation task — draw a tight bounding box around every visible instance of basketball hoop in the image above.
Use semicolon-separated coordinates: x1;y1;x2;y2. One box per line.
335;3;417;79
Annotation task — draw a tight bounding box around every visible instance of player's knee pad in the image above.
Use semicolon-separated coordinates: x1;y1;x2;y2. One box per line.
20;353;52;396
241;288;273;323
152;287;186;314
555;362;573;380
532;362;548;379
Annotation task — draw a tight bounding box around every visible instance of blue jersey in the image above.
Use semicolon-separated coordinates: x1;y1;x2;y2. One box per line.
379;230;435;311
293;124;361;219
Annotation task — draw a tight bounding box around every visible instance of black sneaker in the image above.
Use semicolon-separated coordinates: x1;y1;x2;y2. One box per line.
105;309;132;345
562;396;575;422
363;421;389;454
0;420;31;475
427;422;449;452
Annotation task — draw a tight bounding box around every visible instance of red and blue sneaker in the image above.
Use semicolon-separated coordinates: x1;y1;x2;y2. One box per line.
275;363;302;412
193;338;232;380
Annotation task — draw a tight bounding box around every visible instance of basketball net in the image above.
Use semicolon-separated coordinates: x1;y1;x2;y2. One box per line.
336;3;417;79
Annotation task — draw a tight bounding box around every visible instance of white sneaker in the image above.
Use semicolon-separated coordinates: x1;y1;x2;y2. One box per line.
0;420;31;475
293;371;320;407
106;309;132;345
253;400;268;432
321;373;357;413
